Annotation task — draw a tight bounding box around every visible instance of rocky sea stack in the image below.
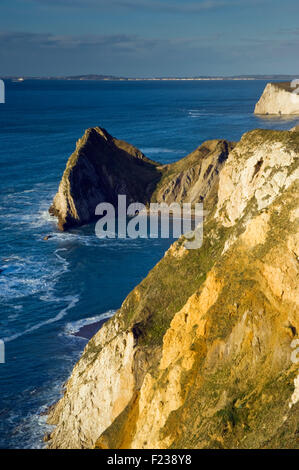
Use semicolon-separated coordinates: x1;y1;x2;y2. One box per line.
49;127;234;230
47;129;299;449
49;127;161;230
254;82;299;115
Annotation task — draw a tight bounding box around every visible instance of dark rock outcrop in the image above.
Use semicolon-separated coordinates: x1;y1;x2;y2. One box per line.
50;127;233;230
49;127;161;230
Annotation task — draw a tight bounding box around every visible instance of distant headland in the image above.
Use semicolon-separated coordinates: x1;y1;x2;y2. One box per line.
2;74;299;82
255;81;299;115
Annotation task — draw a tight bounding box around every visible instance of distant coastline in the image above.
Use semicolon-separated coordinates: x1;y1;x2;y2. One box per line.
2;74;298;82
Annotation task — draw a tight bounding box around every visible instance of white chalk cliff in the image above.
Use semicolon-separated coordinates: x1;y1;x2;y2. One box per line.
254;82;299;115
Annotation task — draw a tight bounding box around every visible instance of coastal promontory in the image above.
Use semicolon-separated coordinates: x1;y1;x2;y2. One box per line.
254;82;299;115
49;127;233;230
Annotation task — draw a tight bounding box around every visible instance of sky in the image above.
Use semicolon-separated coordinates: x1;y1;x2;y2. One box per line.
0;0;298;77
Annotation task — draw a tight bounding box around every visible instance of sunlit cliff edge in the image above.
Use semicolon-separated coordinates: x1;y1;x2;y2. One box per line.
47;128;299;449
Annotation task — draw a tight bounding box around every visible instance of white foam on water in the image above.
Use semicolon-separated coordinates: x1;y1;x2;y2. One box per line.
187;109;225;118
9;412;54;449
0;182;56;230
46;231;162;249
1;248;77;343
0;257;56;300
7;313;20;320
45;231;100;247
30;209;57;229
53;247;68;263
4;309;115;448
3;295;79;343
6;364;80;449
63;309;116;337
0;248;69;301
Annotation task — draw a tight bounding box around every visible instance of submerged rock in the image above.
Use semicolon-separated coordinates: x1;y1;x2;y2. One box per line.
49;126;233;230
47;129;299;449
254;82;299;115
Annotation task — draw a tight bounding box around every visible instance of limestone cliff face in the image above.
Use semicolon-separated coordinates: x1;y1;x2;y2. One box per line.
152;140;235;209
254;82;299;115
50;127;233;230
47;129;299;449
47;314;136;448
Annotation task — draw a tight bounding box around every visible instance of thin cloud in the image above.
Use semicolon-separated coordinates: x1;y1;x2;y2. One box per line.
0;31;221;50
276;28;299;36
26;0;264;14
0;31;142;49
1;29;298;77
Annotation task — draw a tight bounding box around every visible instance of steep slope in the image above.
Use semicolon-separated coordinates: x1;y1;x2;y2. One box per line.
152;139;234;209
49;127;233;230
47;129;299;449
254;82;299;115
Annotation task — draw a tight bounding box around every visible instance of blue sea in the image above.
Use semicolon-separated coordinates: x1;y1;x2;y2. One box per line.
0;79;298;449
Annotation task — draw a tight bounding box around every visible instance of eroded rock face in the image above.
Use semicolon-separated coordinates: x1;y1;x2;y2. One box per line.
47;315;136;449
47;129;299;449
254;82;299;115
153;140;235;209
49;127;233;230
216;129;299;225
